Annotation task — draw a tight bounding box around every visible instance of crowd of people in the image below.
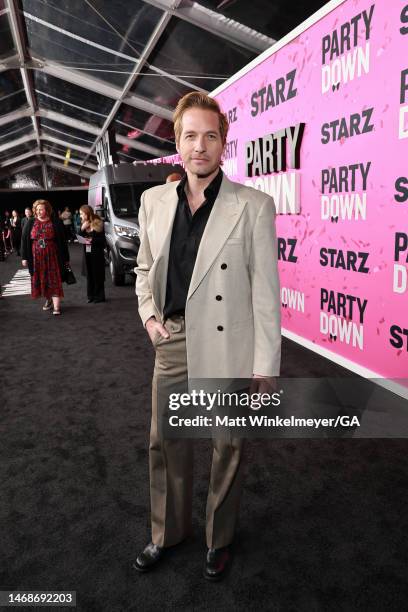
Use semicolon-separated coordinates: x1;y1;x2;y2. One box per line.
0;209;23;259
0;201;106;311
0;206;83;256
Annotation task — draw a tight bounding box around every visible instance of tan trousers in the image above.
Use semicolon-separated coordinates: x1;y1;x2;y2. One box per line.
149;315;245;549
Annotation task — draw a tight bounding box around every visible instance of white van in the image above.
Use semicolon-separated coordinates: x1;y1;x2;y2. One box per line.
88;162;182;285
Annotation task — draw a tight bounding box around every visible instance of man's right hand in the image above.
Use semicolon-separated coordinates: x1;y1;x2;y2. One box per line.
145;317;170;344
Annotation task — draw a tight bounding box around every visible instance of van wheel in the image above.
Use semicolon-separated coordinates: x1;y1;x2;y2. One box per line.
109;252;125;286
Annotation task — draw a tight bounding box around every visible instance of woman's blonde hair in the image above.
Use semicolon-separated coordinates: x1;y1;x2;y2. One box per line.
79;204;94;221
173;92;229;146
33;199;52;217
80;205;103;232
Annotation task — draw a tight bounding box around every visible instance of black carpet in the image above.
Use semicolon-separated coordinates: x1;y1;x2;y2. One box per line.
1;245;407;611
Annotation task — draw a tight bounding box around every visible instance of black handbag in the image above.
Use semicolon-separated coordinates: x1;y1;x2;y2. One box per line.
65;266;77;285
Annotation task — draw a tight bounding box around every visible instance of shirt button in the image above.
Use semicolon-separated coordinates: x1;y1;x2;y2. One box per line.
217;325;224;331
216;295;222;301
221;263;227;270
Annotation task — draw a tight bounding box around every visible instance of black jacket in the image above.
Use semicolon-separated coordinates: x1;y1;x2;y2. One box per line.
79;227;106;279
21;215;70;279
21;217;32;231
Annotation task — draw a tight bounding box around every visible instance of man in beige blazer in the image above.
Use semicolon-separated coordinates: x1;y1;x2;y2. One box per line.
134;92;281;580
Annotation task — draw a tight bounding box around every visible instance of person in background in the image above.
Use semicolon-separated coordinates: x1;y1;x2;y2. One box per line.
10;210;22;256
21;207;33;232
0;215;6;261
166;172;183;183
3;211;12;253
73;210;81;237
21;199;70;316
61;206;74;243
79;205;106;303
0;215;5;296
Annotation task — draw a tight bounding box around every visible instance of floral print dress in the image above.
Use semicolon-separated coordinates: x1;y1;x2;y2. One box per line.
30;220;64;299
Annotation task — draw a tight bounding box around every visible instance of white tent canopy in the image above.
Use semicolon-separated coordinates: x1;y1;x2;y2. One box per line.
0;0;325;189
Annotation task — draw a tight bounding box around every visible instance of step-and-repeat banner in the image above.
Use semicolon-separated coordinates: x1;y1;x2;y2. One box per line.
159;0;407;379
208;0;407;379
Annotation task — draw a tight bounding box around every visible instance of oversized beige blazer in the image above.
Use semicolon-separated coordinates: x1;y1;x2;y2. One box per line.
135;173;281;379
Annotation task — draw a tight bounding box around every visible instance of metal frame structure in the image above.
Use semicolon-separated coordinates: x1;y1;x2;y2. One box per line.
2;148;97;171
48;160;92;179
79;4;181;170
1;149;41;168
0;107;32;127
0;159;39;180
41;161;48;190
140;0;275;53
7;0;41;152
0;0;276;184
0;132;35;154
30;57;175;119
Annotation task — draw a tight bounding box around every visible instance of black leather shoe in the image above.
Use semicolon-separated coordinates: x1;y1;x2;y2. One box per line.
133;542;164;573
203;546;231;581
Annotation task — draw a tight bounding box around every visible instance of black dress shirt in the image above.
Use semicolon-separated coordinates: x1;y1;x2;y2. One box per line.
163;169;223;319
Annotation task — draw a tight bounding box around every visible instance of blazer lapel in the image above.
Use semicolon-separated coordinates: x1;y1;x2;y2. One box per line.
150;184;178;315
187;175;247;300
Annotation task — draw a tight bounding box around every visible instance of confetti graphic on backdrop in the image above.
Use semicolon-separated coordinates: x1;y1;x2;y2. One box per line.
158;0;408;379
211;0;408;379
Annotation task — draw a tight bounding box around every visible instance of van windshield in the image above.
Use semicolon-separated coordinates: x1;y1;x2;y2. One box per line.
110;183;149;218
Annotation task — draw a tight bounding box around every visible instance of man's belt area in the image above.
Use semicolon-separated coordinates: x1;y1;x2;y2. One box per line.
164;311;185;324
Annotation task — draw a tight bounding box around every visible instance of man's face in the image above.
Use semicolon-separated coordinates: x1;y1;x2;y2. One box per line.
25;208;32;218
177;108;224;179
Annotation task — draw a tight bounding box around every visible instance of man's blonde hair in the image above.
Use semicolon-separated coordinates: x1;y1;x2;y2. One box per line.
173;92;229;145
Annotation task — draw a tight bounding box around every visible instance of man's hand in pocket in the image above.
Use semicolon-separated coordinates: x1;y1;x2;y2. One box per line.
145;317;170;344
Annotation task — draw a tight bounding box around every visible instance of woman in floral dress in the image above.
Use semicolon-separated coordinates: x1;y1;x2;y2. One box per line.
21;199;70;315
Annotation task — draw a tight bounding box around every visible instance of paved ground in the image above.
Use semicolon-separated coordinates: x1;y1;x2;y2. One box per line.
1;245;407;611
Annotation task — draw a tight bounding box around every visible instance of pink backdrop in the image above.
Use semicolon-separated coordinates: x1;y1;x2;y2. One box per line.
158;0;408;378
211;0;408;378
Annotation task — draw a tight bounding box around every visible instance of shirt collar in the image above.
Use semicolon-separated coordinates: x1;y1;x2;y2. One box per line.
176;168;223;201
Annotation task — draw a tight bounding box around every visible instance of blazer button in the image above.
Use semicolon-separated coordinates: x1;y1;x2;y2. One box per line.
216;295;222;301
217;325;224;331
221;263;227;270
